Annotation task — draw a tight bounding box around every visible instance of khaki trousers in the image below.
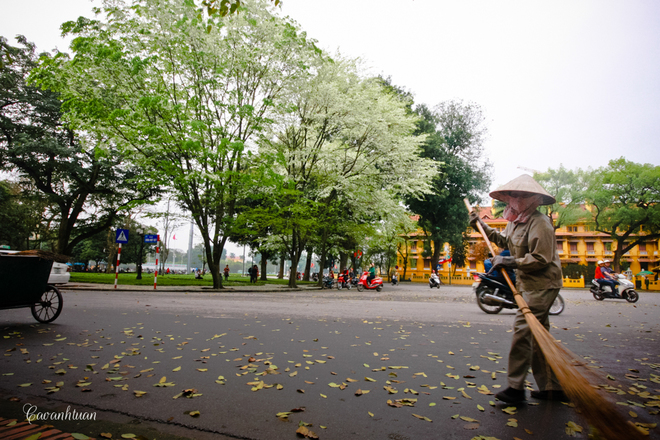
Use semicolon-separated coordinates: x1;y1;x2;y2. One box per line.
507;288;562;391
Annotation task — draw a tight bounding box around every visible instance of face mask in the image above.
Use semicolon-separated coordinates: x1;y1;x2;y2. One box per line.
500;194;543;224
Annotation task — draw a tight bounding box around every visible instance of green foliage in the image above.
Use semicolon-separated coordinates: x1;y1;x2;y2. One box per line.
0;35;157;255
534;165;589;229
562;263;597;281
584;158;660;271
0;180;41;249
202;0;280;18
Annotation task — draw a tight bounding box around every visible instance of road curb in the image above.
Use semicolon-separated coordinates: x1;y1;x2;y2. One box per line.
60;283;322;293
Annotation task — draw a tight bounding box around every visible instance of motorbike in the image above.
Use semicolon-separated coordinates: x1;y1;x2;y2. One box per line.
322;276;334;289
590;274;639;303
357;271;384;292
391;273;399;286
473;272;565;315
429;274;441;289
336;272;352;290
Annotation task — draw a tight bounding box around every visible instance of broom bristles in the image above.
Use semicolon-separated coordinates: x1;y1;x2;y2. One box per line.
524;310;646;440
464;199;645;440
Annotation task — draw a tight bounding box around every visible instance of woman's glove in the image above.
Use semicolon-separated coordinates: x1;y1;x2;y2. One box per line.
469;210;484;229
488;255;517;274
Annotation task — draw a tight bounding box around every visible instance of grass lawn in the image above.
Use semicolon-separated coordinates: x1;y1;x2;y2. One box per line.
69;272;316;287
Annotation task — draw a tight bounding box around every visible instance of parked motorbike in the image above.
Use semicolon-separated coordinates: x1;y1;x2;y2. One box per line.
473;272;565;315
322;276;334;289
429;273;441;289
590;274;639;303
357;271;384;292
336;272;352;290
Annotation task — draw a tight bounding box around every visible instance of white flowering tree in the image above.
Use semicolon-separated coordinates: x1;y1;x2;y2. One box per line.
257;57;437;287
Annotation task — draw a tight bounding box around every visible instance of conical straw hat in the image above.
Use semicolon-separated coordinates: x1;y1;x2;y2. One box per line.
489;174;556;205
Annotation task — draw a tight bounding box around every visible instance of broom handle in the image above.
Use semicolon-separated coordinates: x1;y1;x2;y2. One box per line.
463;199;529;311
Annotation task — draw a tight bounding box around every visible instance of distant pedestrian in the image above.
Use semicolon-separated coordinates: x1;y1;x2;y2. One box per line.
251;264;259;283
223;265;230;281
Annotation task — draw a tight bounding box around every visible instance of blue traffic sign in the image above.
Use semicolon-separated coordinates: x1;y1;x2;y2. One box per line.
115;229;129;243
144;234;158;243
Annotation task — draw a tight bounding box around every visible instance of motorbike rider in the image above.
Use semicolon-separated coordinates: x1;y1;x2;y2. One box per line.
601;260;620;297
469;174;565;404
392;268;399;284
484;249;517;285
594;260;614;294
342;268;351;287
367;262;376;286
429;270;440;286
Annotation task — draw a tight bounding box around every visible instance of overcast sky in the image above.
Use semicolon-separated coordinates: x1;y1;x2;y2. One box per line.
2;0;659;251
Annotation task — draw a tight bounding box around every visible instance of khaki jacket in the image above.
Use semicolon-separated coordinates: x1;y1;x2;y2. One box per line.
482;210;563;291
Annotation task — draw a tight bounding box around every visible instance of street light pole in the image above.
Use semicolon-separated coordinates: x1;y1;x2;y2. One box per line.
136;228;144;280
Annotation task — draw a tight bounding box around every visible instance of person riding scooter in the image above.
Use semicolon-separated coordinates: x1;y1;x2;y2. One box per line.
601;260;620;297
429;270;441;288
594;260;616;296
391;269;399;285
367;263;376;284
484;250;517;285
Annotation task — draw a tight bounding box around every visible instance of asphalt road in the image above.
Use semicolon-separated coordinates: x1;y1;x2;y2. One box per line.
0;283;658;440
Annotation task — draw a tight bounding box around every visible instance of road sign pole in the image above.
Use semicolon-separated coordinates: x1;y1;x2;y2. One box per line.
114;243;122;289
154;236;160;290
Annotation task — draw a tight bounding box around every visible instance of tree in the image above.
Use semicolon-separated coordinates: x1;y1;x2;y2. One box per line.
70;230;107;269
0;180;44;250
534;165;589;229
0;35;157;255
33;0;320;287
406;100;492;270
584;158;660;272
259;57;436;287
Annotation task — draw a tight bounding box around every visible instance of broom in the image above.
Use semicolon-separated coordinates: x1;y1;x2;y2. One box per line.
464;199;645;440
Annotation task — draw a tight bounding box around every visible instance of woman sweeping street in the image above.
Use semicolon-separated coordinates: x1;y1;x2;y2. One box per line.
470;174;566;403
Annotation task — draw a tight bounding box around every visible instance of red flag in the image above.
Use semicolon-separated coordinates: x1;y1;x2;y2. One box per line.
172;234;177;240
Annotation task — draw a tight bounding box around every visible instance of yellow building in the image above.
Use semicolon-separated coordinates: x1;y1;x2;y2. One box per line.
397;207;660;290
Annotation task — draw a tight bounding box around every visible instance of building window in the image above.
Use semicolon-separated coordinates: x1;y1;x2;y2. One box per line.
556;242;564;253
567;226;578;232
570;242;578;254
639;243;647;255
425;259;432;269
411;241;417;252
586;242;594;254
410;259;417;270
470;261;477;270
604;242;612;254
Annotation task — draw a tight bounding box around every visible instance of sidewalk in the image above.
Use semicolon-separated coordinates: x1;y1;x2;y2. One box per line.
61;282;322;293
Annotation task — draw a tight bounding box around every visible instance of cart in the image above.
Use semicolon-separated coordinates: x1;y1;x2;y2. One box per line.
0;253;63;323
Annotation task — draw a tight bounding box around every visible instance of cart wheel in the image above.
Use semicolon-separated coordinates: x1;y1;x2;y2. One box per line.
31;285;63;323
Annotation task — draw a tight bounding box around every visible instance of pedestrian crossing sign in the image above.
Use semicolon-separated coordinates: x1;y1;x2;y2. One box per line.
115;228;129;243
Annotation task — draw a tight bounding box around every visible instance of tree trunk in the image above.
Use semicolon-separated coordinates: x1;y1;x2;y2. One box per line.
278;256;285;279
288;231;304;288
316;228;328;287
303;246;312;281
339;252;349;272
288;253;300;288
432;240;443;272
202;235;225;289
260;251;268;281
